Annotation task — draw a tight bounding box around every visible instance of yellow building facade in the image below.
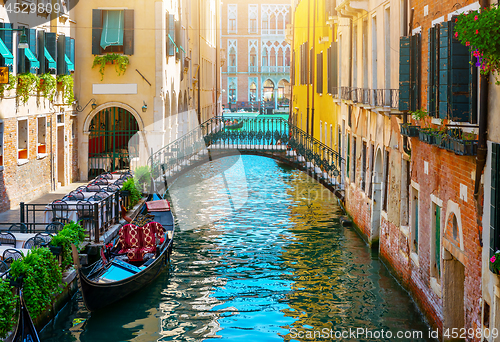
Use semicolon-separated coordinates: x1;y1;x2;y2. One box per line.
291;0;339;152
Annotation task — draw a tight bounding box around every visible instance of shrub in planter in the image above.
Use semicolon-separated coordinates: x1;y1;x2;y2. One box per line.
418;128;435;145
400;123;420;137
121;178;142;209
134;165;152;193
49;221;87;269
0;279;16;339
17;73;39;104
10;247;62;318
56;74;74;105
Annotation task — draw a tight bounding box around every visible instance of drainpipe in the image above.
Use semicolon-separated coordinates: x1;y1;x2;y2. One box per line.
473;0;490;246
402;4;412;156
311;0;316;138
306;0;310;135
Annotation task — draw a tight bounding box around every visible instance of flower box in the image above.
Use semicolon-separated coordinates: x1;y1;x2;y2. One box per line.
418;129;435;145
400;124;420;137
451;138;478;156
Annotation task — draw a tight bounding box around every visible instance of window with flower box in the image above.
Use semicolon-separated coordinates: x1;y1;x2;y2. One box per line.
37;117;46;156
18;119;28;162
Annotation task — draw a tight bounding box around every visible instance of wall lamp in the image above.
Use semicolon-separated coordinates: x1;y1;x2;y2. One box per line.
75;98;97;112
0;27;28;49
142;101;147;112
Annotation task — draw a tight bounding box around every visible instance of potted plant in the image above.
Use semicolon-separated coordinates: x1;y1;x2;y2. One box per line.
455;5;500;85
38;73;56;100
17;73;39;104
491;250;500;274
56;74;74;104
400;122;420;137
451;131;478;156
92;53;130;81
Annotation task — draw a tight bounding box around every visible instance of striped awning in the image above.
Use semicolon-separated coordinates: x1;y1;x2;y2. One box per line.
24;48;40;70
65;54;74;72
44;47;56;69
0;37;13;66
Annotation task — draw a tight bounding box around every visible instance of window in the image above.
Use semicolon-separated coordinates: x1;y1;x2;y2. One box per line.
249;5;258;33
18;28;40;75
262;48;268;67
398;33;421;111
368;143;374;198
431;202;442;280
327;42;338;96
352;137;357;184
92;9;134;55
0;23;14;72
167;13;176;56
277;48;283;67
228;78;237;104
427;20;477;122
401;159;410;225
228;40;237;73
411;187;419;255
228;5;237;33
0;121;3;167
361;141;367;191
250;50;257;66
249;82;257;102
316;52;323;94
37;117;46;155
382;149;389;211
229;48;236;67
262;13;268;34
372;16;377;90
18;119;28;161
384;8;391;104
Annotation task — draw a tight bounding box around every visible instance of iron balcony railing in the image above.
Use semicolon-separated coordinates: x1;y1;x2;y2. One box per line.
228;66;237;73
340;88;399;109
340;87;352;101
148;117;343;187
249;66;258;73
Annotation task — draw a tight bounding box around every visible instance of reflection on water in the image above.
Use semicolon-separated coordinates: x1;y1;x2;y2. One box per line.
40;155;434;342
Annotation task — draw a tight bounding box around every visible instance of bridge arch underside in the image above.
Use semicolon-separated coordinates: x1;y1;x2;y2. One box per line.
158;150;341;197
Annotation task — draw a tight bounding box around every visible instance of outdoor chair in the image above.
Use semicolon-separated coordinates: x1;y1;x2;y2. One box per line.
2;249;23;266
87;195;102;202
93;178;109;186
62;194;79;202
68;191;85;200
34;232;53;246
0;232;16;247
106;184;121;192
51;200;69;224
45;222;64;234
101;172;114;180
77;201;94;235
76;186;88;192
7;223;27;233
23;236;45;249
0;260;8;274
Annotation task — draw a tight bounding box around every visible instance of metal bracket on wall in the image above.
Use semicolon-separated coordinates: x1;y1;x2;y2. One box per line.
136;69;151;86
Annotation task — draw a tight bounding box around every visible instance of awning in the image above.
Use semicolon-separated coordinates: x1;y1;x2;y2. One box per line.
65;54;74;72
100;10;124;50
24;48;40;70
168;34;179;53
44;47;56;69
0;38;13;66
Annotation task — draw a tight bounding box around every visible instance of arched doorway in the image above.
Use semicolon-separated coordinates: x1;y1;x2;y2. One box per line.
371;149;383;245
277;79;290;108
88;107;139;178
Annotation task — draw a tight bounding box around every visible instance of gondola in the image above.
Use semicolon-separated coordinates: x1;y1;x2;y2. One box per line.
72;194;175;312
225;121;243;130
12;290;41;342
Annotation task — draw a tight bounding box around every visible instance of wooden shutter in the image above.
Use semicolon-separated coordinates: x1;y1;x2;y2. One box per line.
45;32;57;69
175;20;181;60
410;33;421;111
57;34;66;75
439;23;449;119
428;27;438;117
331;42;338;93
70;38;75;65
309;48;313;84
65;36;71;74
168;14;175;56
449;20;471;122
490;143;500;272
29;29;36;56
92;9;102;55
37;30;45;75
316;53;321;93
123;9;134;55
398;36;410;111
17;27;26;74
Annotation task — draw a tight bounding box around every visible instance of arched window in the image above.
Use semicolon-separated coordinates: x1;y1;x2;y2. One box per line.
277;14;284;32
285;47;290;66
270;47;276;67
250;47;257;66
250;82;257;102
229;82;237;103
277;48;283;67
229;47;236;67
270;13;276;33
262;48;268;67
262;13;268;34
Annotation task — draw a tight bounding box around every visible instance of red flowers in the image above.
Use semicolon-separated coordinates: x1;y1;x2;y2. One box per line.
476;29;479;34
466;42;470;46
474;15;478;21
454;32;459;38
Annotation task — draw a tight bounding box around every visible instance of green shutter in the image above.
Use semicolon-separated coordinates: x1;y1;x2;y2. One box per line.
57;34;66;75
449;20;470;122
410;34;421;111
470;52;478;124
331;42;338;91
45;32;57;72
428;27;438;117
439;23;449;119
123;9;134;55
491;143;500;273
37;30;45;75
92;9;102;55
168;14;175;56
1;23;13;72
399;36;410;111
70;38;75;65
17;27;25;74
65;36;71;74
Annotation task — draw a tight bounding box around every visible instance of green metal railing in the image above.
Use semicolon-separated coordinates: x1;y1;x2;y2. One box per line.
148;117;342;184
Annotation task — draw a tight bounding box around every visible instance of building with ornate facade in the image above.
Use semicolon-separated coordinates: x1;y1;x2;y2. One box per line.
221;0;291;112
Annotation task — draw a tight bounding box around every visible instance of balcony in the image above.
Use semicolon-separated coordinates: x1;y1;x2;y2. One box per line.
249;66;258;73
228;66;237;73
340;87;399;109
261;66;290;74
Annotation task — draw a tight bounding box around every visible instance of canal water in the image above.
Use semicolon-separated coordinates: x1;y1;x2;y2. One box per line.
40;155;435;341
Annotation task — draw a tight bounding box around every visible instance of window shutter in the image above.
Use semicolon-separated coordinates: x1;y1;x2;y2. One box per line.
398;36;410;111
410;33;421;111
37;30;45;75
92;9;102;55
439;23;449;119
3;23;12;72
65;36;71;74
18;28;26;74
57;34;66;75
168;14;175;56
470;52;478;124
316;53;321;93
29;29;36;56
490;143;500;273
123;9;134;55
70;38;75;65
309;48;313;85
175;20;181;60
45;32;57;70
331;42;338;92
449;20;471;122
428;27;438;117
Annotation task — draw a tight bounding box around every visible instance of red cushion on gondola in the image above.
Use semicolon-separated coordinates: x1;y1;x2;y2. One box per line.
118;224;143;261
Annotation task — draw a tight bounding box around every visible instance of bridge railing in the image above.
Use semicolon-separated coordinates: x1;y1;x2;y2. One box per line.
148;117;342;185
